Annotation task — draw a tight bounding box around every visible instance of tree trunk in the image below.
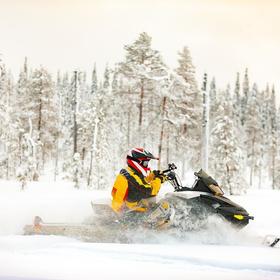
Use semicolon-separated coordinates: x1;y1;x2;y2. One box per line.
158;96;167;169
54;134;59;182
201;73;209;171
87;119;99;188
38;96;42;132
258;162;262;189
250;136;255;186
54;90;62;182
272;147;276;189
138;79;144;128
166;129;170;166
127;109;131;147
6;150;9;180
73;71;78;155
81;147;86;179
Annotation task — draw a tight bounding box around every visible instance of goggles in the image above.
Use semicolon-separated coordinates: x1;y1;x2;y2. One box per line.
141;160;150;168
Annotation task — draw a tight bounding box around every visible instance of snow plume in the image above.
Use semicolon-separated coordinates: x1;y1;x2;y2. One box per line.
120;213;270;248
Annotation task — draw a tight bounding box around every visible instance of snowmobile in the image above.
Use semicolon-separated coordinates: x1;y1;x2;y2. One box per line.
162;163;255;230
24;163;258;243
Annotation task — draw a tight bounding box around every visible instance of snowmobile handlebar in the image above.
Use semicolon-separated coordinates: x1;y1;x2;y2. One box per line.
162;163;177;174
161;163;185;191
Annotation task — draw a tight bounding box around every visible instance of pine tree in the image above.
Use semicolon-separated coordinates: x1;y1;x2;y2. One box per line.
233;72;242;127
275;106;280;189
15;58;30;133
16;120;39;188
103;65;110;89
244;84;262;186
174;46;202;171
59;72;74;174
29;67;58;176
63;70;84;187
118;32;168;136
87;83;113;189
241;68;250;125
210;89;247;194
0;66;17;179
91;63;98;95
243;68;249;103
209;77;217;126
267;85;277;188
201;73;209;171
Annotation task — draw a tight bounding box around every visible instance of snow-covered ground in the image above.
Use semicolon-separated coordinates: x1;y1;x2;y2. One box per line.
0;179;279;280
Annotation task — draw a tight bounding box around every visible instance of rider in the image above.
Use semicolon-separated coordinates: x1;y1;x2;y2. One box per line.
111;148;168;219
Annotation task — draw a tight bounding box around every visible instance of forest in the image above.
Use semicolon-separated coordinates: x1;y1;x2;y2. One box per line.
0;32;279;193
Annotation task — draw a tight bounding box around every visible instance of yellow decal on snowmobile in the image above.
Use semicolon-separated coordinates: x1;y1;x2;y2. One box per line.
234;214;244;220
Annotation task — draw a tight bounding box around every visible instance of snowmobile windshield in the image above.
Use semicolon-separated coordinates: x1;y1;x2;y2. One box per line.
193;169;224;195
208;184;224;196
194;169;218;186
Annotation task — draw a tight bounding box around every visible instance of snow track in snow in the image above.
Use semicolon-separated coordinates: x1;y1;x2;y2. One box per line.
0;181;279;280
0;235;279;280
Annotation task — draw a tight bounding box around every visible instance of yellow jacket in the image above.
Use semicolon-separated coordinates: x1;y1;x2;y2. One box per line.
111;167;162;213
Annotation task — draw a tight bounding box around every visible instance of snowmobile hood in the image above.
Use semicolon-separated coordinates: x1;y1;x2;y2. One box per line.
165;190;206;200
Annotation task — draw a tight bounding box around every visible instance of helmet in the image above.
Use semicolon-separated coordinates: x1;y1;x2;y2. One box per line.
127;148;159;176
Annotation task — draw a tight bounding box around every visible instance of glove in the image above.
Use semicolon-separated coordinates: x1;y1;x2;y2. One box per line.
153;170;168;183
167;171;176;180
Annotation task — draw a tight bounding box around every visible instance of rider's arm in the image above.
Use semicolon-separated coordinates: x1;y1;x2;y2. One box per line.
146;170;168;196
145;172;163;196
149;177;162;195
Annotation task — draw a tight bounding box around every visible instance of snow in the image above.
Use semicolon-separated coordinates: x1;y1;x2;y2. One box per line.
0;180;279;280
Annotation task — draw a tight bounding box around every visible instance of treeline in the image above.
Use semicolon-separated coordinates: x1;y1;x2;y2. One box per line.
0;32;279;193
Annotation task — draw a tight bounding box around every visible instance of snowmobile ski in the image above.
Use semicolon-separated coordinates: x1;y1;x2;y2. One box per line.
263;235;280;248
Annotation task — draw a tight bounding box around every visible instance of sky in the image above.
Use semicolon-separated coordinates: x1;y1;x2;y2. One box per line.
0;0;279;99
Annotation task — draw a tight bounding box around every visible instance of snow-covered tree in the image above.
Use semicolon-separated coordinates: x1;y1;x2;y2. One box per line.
210;89;247;194
201;73;209;171
233;72;242;127
61;70;89;186
70;152;83;188
174;46;202;171
14;58;31;133
91;63;98;95
266;86;278;188
275;106;280;189
103;65;110;89
241;68;250;126
87;83;114;189
29;67;58;175
118;32;168;137
0;63;21;180
16;117;39;189
275;156;280;189
209;77;217;125
0;35;280;192
244;84;262;186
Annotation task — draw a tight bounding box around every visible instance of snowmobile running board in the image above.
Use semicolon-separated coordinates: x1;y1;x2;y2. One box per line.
23;215;129;243
23;216;108;242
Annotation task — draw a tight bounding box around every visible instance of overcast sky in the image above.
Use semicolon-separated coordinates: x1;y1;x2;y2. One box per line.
0;0;279;99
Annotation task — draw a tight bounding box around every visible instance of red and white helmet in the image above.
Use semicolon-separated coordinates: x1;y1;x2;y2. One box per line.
127;148;159;176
